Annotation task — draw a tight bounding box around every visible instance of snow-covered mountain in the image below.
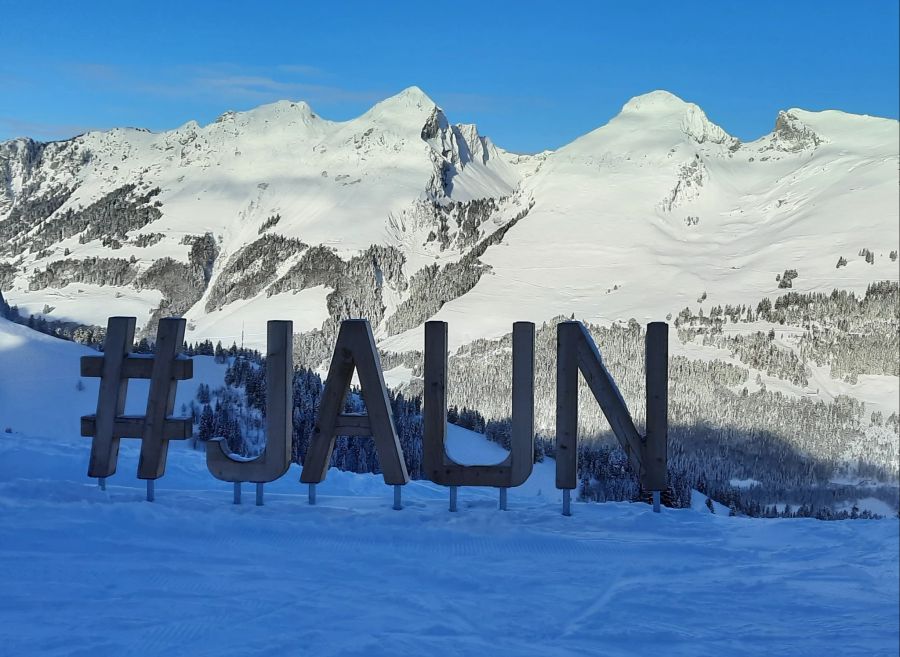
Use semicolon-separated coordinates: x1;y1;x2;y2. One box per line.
0;89;892;338
385;91;899;352
1;87;896;357
0;86;528;343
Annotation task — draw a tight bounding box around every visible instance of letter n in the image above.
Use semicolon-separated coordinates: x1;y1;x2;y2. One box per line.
556;321;667;493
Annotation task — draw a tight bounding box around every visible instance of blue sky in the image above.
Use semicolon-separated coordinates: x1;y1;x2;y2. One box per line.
1;1;897;153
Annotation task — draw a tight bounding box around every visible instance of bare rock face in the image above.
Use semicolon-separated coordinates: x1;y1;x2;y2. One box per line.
659;155;709;212
678;104;739;148
770;111;824;152
0;138;46;215
420;106;507;199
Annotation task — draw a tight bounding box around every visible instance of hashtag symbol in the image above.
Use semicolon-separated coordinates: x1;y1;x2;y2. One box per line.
80;317;193;481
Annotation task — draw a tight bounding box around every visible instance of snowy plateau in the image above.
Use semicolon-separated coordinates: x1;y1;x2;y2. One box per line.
0;87;898;656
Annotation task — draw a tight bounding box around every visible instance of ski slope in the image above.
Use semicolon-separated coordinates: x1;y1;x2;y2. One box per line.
0;316;228;438
0;431;897;657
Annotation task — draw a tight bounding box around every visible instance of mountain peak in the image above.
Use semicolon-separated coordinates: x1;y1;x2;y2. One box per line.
619;90;691;115
222;99;318;124
358;86;438;132
611;90;736;146
374;86;436;111
769;110;824;152
768;107;897;153
398;85;433;101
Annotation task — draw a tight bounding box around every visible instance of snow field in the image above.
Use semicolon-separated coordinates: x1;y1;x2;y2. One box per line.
0;431;897;657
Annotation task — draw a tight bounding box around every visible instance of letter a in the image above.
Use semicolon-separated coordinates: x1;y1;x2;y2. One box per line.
300;319;409;486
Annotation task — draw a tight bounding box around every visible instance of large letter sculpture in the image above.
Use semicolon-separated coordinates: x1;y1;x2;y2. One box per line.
81;316;193;500
424;321;535;511
556;321;668;515
300;319;409;508
206;321;293;505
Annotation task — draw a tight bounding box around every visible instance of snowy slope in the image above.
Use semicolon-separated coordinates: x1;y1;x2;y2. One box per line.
0;316;99;436
0;430;897;657
0;316;228;437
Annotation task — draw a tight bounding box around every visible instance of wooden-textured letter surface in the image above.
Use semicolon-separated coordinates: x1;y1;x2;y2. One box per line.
300;319;409;486
137;318;187;479
81;316;193;480
644;322;668;491
84;316;135;478
556;321;668;492
423;321;535;487
206;321;294;483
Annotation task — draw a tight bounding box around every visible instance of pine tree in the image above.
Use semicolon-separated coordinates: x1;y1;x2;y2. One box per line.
198;403;214;441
